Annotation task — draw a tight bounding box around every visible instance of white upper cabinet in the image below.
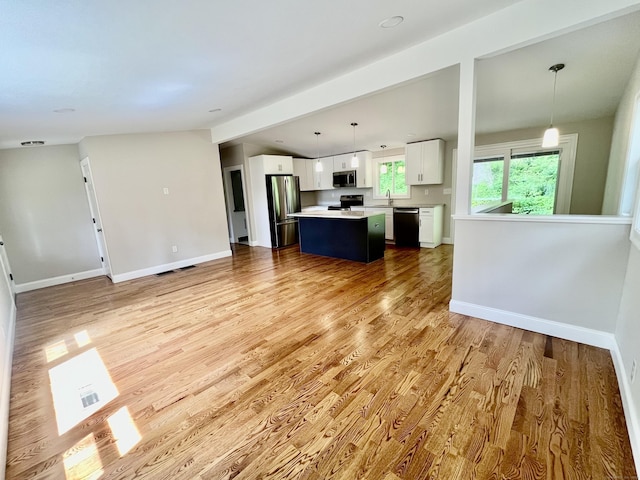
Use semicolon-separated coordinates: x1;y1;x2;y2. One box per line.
261;155;293;175
313;157;334;190
293;158;314;191
333;153;352;172
405;139;444;185
333;151;372;188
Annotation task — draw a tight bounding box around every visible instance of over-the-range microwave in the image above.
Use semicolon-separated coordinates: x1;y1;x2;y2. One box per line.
333;170;356;188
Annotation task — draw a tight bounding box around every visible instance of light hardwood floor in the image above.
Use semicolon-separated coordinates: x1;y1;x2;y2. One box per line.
6;244;637;479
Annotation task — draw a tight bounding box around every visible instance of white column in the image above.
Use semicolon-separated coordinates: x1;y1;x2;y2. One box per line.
454;57;477;216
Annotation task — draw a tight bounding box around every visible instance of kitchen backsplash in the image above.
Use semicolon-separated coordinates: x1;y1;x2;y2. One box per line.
314;186;449;208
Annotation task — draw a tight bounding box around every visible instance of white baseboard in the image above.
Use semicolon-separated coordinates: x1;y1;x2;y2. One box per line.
14;268;105;293
610;343;640;476
449;300;616;350
0;301;16;480
443;237;453;244
110;250;232;283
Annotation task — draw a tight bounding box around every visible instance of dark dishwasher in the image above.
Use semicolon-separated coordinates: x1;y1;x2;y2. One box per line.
393;207;419;247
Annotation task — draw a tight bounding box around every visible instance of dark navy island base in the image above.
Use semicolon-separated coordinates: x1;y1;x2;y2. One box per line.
296;213;385;263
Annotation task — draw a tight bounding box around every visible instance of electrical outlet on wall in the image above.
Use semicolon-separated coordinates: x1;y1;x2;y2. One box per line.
172;245;178;253
632;359;637;383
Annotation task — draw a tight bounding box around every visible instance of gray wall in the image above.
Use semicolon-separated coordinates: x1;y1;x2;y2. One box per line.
81;130;230;278
475;116;615;215
0;145;101;284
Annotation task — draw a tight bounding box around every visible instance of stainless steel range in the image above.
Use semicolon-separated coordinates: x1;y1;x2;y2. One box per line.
327;194;364;211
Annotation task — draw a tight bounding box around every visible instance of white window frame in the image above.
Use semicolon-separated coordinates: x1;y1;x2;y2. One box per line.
471;133;578;214
373;154;410;200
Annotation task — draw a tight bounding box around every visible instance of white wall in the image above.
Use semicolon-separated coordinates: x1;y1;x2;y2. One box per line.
609;49;640;468
0;250;15;480
603;52;640;215
80;130;231;281
0;145;101;285
451;216;630;335
615;246;640;461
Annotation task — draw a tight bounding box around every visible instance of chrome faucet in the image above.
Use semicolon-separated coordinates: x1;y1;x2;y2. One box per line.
386;189;393;206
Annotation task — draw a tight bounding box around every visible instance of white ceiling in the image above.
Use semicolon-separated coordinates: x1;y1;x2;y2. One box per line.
230;10;640;158
2;3;639;155
0;0;525;150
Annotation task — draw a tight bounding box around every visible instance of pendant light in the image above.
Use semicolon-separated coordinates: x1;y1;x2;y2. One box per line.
380;145;387;174
350;122;359;168
314;132;323;172
542;63;565;148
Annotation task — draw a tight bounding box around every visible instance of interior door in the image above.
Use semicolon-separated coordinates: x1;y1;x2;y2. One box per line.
80;158;111;277
0;235;15;295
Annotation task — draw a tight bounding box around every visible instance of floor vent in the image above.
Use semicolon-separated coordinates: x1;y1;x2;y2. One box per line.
156;270;176;276
179;265;196;271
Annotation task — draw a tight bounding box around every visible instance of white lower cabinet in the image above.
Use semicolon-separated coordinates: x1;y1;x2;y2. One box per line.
419;205;443;248
365;207;394;240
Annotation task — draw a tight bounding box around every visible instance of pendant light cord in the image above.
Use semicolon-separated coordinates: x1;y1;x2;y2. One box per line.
550;70;557;127
351;122;358;156
547;63;564;127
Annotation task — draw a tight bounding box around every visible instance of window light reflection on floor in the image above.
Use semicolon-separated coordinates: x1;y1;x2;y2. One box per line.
74;330;92;348
45;340;68;363
63;433;104;480
48;348;119;435
107;406;141;456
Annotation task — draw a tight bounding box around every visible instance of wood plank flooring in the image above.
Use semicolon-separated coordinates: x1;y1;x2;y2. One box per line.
6;244;637;479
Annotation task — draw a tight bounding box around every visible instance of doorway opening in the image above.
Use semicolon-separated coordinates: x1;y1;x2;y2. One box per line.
223;166;250;245
80;157;112;277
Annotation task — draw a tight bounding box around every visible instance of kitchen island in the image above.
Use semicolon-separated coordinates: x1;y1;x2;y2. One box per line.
288;211;385;263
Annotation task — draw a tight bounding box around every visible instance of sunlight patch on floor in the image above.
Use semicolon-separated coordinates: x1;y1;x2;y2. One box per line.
108;406;141;456
63;433;104;480
74;330;92;348
45;340;68;363
48;348;119;435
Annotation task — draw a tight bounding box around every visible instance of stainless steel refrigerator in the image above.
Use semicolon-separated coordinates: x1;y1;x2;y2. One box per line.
266;175;301;248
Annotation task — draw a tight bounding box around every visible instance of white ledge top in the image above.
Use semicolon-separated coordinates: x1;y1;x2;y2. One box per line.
452;213;632;225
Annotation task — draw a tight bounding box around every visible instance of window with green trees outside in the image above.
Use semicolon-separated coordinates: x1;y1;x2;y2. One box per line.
472;150;560;215
377;157;408;197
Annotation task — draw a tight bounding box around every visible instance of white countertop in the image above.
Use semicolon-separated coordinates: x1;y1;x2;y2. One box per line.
289;211;385;220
